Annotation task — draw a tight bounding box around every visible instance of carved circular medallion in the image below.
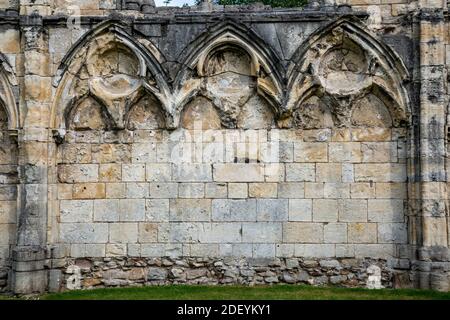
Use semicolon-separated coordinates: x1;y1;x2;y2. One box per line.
318;47;369;95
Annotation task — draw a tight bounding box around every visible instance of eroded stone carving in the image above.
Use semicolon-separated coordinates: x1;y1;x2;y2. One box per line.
287;19;410;130
127;94;165;130
52;22;169;133
68;97;108;130
292;95;334;129
351;93;392;127
181;96;222;130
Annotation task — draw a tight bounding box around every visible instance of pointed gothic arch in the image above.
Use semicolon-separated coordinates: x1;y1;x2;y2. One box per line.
172;20;286;127
50;20;170;130
286;17;411;127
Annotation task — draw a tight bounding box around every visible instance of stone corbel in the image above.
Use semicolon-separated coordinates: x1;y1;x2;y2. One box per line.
7;129;18;145
52;128;66;145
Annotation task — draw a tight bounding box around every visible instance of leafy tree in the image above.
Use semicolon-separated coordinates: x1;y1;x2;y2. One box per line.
196;0;307;7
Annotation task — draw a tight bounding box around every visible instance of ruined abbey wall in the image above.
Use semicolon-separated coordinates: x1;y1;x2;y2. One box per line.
0;0;449;293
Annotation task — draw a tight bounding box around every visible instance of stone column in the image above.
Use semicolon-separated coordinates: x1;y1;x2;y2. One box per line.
418;0;450;291
11;14;50;294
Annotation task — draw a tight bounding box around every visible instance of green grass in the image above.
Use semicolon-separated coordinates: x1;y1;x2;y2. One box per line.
36;285;450;300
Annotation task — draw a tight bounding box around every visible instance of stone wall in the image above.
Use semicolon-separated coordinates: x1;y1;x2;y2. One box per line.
0;0;449;293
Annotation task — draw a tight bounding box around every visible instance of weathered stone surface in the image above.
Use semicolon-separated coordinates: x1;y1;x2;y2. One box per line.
2;2;446;294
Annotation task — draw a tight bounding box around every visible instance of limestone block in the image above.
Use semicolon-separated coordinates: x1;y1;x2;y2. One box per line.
73;183;105;199
276;244;295;258
249;183;277;198
328;142;362;163
60;144;91;164
141;244;165;257
279;142;294;162
294;142;328;162
71;244;105;258
283;223;323;243
335;244;355;258
58;184;72;200
138;223;158;243
351;183;376;198
253;244;276;258
422;217;448;246
169;199;211;221
257;199;288;221
304;183;324;198
214;164;264;182
158;223;201;243
146;163;171;182
60;223;109;243
190;244;219;257
375;183;406;199
258;142;280;163
99;164;121;182
342;163;354;183
212;199;256;221
348;223;377;243
0;29;20;53
0;224;15;244
294;244;335;258
331;128;351;142
278;182;304;198
131;143;157;163
0;185;17;201
149;183;178;198
119;199;145;221
0;200;16;223
361;142;397;163
205;183;227;198
368;199;404;222
265;164;285;182
122;164;146;182
178;183;204;198
378;223;408;243
127;244;141;257
351;128;391;142
105;183;126;199
200;223;243;243
354;164;406;182
324;223;347;243
24;76;51;102
338;199;368;222
242;223;282;243
106;244;127;257
316;163;342;182
110;223;138;243
228;183;248;198
58;164;98;183
285;164;315;182
60;200;93;223
313;199;338;222
24;50;50;76
289;199;312;222
146;199;169;222
324;183;350;199
354;244;396;259
94;199;119;222
172;163;212;182
126;182;149;199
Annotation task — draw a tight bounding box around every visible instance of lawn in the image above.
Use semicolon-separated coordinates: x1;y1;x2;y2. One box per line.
33;285;450;300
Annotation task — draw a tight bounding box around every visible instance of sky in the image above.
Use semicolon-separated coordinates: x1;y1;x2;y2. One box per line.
154;0;197;6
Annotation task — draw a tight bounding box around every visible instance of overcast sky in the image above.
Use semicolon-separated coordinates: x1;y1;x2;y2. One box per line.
154;0;197;6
